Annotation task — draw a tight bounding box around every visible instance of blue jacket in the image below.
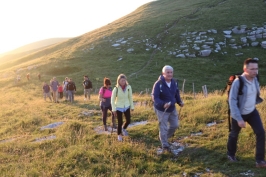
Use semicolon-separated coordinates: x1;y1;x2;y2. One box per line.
152;75;182;112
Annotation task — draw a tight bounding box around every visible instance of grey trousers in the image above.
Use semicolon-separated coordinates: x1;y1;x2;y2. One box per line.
154;107;179;148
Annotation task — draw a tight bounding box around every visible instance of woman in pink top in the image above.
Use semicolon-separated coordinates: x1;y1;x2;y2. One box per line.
99;77;116;131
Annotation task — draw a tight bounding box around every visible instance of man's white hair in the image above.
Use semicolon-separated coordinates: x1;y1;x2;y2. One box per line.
162;65;173;73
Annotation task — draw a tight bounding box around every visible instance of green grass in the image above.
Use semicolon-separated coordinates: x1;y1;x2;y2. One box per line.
1;83;266;176
1;0;266;176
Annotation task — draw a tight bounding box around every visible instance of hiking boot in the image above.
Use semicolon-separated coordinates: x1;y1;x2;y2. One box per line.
256;161;266;168
118;135;123;142
103;125;108;131
112;123;117;129
122;129;128;136
227;155;238;162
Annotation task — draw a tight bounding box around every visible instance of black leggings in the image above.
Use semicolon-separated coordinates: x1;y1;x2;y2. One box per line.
101;105;114;125
117;108;131;135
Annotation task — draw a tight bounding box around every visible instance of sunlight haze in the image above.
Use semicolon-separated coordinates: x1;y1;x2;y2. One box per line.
0;0;154;54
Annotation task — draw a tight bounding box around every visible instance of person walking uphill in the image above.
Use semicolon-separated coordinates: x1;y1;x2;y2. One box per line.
111;74;134;142
66;78;76;103
99;77;116;131
152;65;184;153
83;75;92;101
227;58;266;168
50;77;59;103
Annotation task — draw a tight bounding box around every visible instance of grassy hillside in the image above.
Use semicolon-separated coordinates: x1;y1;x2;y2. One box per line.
1;75;266;176
0;0;266;93
0;0;266;176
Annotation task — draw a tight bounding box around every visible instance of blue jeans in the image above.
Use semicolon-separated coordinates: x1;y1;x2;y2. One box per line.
68;90;75;103
227;109;265;162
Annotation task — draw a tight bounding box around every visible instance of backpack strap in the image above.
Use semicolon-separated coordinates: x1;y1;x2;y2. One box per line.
238;76;244;95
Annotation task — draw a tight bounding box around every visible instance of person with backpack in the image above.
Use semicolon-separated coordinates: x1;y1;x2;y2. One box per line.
99;77;116;131
83;75;92;101
152;65;184;153
63;77;69;101
111;74;134;141
227;58;266;168
66;78;76;103
42;81;52;102
50;77;59;103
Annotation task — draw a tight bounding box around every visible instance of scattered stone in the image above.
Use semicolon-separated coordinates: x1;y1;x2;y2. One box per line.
40;122;63;130
112;43;120;47
206;122;216;127
199;50;211;57
127;48;134;53
34;135;56;142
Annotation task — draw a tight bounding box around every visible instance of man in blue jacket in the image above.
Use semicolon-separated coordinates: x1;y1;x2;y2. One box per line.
152;65;184;152
227;58;266;168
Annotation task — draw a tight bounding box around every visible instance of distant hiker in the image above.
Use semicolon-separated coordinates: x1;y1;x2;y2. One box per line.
42;82;52;102
111;74;134;141
227;58;266;168
151;65;184;153
58;83;64;100
50;77;59;103
99;77;116;131
66;78;76;103
38;73;41;80
26;73;30;81
63;77;69;101
17;75;21;82
83;75;92;101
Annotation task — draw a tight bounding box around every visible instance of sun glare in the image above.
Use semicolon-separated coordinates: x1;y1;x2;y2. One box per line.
0;0;154;55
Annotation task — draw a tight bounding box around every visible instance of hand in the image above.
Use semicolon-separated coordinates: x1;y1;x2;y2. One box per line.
180;102;184;107
238;120;246;128
102;98;106;102
163;102;171;109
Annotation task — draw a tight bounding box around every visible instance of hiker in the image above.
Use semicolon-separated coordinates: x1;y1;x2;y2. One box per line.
151;65;184;153
43;82;52;102
26;73;30;81
66;78;76;103
50;77;59;103
111;74;134;141
83;75;92;101
227;58;266;168
58;83;64;100
38;73;41;80
99;77;116;131
63;77;69;101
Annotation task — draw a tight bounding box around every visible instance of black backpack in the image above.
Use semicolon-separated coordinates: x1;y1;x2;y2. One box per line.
87;80;92;88
68;82;75;90
222;73;259;132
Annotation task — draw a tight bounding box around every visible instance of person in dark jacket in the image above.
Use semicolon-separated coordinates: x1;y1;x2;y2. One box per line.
152;65;184;152
66;78;76;103
42;82;52;102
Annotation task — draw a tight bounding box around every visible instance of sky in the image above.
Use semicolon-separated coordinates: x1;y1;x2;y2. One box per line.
0;0;154;54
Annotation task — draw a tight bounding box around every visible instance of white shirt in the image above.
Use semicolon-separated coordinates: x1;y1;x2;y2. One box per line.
242;77;256;115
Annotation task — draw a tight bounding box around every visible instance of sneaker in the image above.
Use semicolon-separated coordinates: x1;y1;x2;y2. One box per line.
227;155;238;162
163;147;171;153
118;135;123;142
103;125;108;131
122;129;128;136
256;160;266;168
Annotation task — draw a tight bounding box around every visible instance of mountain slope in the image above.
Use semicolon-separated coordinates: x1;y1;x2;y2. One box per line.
1;0;266;92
